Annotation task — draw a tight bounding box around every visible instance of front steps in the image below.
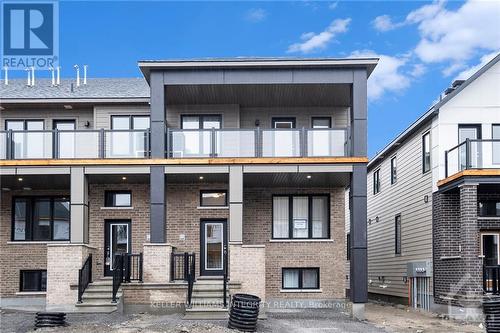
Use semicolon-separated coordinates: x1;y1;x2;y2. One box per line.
75;278;121;313
184;279;241;320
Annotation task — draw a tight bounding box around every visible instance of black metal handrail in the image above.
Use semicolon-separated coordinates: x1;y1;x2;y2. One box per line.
223;246;228;308
112;254;124;303
186;253;196;307
77;254;92;303
124;253;143;283
484;265;500;294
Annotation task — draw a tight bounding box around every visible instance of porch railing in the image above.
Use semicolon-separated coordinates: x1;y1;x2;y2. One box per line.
223;245;228;308
484;265;500;295
171;252;196;282
445;139;500;177
112;254;124;303
77;254;92;303
124;253;143;283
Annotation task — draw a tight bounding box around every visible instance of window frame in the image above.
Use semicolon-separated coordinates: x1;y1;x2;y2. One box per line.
272;117;296;129
110;115;150;130
180;114;222;129
311;117;332;129
104;190;132;208
20;270;47;292
422;131;431;174
271;194;330;240
479;201;500;217
5;119;45;131
493;124;500;165
281;267;320;290
395;214;402;255
480;232;500;265
199;190;228;207
390;156;397;185
11;196;70;242
346;233;351;260
373;169;381;195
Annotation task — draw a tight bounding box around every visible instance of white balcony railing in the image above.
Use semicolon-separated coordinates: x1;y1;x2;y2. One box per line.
445;139;500;177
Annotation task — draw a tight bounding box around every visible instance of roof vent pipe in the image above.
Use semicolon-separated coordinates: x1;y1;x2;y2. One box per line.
25;68;31;86
56;66;61;86
49;67;55;86
30;67;35;86
74;64;80;87
83;65;87;85
3;66;8;85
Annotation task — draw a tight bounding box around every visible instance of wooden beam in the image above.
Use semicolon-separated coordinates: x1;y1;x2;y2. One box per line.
0;157;369;167
437;169;500;187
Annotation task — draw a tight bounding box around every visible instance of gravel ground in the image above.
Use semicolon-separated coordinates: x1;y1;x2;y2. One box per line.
0;308;387;333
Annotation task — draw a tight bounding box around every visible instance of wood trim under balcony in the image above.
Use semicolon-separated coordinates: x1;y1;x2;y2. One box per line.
438;169;500;187
0;156;368;167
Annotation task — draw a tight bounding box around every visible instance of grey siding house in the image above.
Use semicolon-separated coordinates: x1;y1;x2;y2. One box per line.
0;58;375;319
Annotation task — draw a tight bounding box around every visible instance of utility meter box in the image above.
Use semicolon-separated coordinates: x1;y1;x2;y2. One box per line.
407;260;432;277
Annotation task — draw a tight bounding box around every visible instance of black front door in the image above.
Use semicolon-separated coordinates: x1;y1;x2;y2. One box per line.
200;219;227;276
104;220;131;276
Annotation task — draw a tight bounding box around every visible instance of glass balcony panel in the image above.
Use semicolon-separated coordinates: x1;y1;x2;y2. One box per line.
307;129;346;157
12;131;52;159
105;131;149;158
0;132;6;159
58;131;99;158
447;145;461;176
171;130;212;158
216;130;256;157
262;130;301;157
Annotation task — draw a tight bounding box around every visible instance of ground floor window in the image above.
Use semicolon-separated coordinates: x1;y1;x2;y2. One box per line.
20;270;47;292
282;268;320;290
12;197;70;241
482;233;500;266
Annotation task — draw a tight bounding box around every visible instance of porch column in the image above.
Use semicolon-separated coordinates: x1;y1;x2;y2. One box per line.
70;167;89;243
229;165;243;243
150;71;166;243
458;183;482;304
349;69;368;319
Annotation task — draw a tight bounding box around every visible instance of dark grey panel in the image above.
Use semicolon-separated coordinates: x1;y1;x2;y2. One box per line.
292;69;353;84
351;119;367;157
150;203;166;243
150;166;165;204
164;70;224;85
0;174;70;190
243;172;351;188
350;247;368;303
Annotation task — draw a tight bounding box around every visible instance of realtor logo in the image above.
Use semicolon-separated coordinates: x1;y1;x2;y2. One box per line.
1;0;59;69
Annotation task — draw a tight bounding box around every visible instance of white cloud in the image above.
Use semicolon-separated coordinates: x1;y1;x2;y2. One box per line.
245;8;267;22
372;15;403;32
454;51;499;81
350;50;411;101
287;18;351;54
410;63;427;77
328;2;338;10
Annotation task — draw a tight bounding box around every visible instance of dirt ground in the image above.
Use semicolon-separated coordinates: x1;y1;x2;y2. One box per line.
365;302;485;333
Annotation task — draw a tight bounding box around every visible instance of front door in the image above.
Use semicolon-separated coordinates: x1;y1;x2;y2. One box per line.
104;220;131;276
200;220;227;276
53;120;76;158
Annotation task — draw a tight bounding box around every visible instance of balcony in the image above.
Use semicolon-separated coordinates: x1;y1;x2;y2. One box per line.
0;127;350;160
445;139;500;177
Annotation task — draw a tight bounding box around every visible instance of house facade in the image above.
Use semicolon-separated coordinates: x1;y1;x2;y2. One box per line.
365;54;500;316
0;58;375;318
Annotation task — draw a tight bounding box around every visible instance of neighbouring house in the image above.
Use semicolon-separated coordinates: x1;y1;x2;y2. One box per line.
363;53;500;317
0;58;376;319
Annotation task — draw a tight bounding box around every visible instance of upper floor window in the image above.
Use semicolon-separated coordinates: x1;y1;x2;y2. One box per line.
272;195;329;239
200;190;227;207
12;197;70;241
422;132;431;173
20;270;47;292
311;117;331;129
390;156;397;185
373;169;380;195
395;214;402;255
479;201;500;217
272;117;296;129
111;115;150;130
493;125;500;165
105;191;132;207
6;119;44;131
181;115;221;129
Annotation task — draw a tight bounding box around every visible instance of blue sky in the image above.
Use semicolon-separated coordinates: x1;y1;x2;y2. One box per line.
8;1;500;156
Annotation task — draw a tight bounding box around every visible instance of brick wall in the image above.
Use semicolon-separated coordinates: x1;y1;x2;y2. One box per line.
243;187;346;299
229;244;266;300
0;190;68;297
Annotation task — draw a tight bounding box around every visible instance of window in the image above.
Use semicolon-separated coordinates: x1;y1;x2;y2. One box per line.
479;201;500;217
105;191;132;207
6;119;44;131
312;117;332;129
391;156;397;185
200;190;227;207
493;125;500;165
272;195;329;239
481;233;500;266
282;268;319;290
373;169;380;195
111;115;150;129
12;197;70;241
395;215;402;255
346;233;351;260
20;270;47;292
422;132;431;173
181;115;222;129
272;117;296;129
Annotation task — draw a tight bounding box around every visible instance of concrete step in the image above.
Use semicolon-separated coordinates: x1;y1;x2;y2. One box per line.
191;296;227;303
86;284;113;292
89;279;113;286
75;301;118;313
82;292;120;301
184;307;228;320
191;291;228;297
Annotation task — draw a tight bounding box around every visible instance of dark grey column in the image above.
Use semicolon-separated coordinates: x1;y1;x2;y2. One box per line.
149;71;166;243
349;69;368;304
70;167;89;243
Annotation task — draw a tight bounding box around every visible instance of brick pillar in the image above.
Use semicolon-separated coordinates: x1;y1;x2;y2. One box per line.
458;183;482;305
143;243;173;283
